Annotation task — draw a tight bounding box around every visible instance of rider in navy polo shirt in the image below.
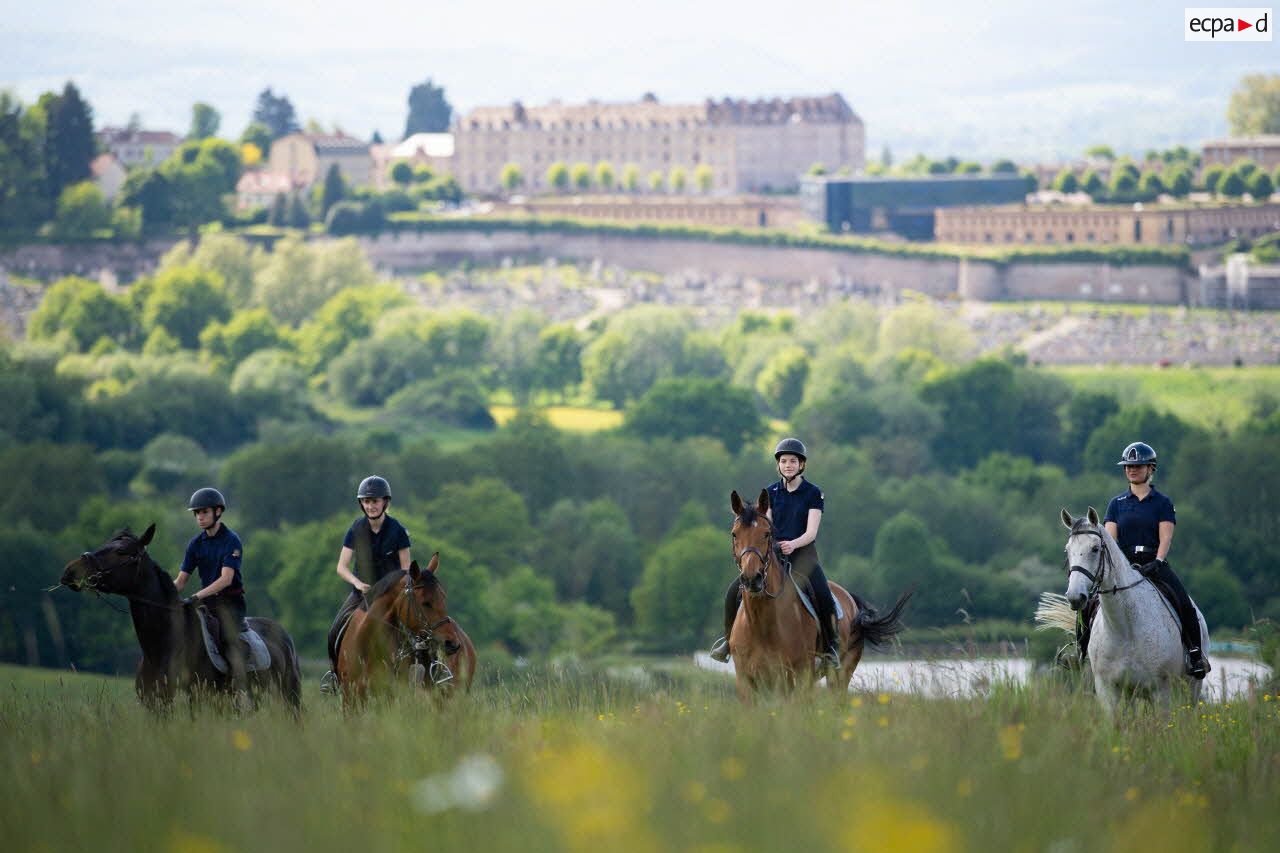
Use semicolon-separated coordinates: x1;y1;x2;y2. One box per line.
1096;441;1206;679
323;475;413;688
174;487;248;689
711;438;841;670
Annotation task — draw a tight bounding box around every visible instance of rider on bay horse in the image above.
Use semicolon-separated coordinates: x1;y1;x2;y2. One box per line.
321;475;413;692
174;487;249;693
711;437;841;670
1077;441;1208;679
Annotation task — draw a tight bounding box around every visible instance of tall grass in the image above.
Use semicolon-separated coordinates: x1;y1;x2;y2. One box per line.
3;662;1277;852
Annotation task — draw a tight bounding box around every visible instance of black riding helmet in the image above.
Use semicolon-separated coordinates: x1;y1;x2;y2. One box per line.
356;475;392;500
187;487;227;511
1116;442;1157;468
774;437;808;461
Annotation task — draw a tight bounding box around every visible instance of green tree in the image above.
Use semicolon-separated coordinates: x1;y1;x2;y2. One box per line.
1219;169;1246;198
954;161;982;174
1138;170;1164;197
39;82;95;207
755;345;809;416
1079;168;1105;196
228;349;311;420
404;78;452;135
647;170;664;192
582;307;703;406
51;181;110;237
546;161;569;192
1085;145;1115;161
0;91;50;230
223;435;366;528
621;163;640;192
669;166;687;192
141;264;230;348
389;161;414;186
293;282;409;371
500;162;524;193
1203;164;1226;193
1227;73;1280;135
1052;168;1079;193
252;88;299;140
807;162;827;176
1249;170;1274;199
27;276;136;351
320;163;346;218
623;377;764;454
630;524;727;651
188;102;220;140
428;478;534;573
239;121;272;154
540;497;642;616
130;432;210;496
594;161;615;191
1108;168;1138;195
158;138;242;227
256;236;376;327
0;442;104;531
199;309;288;369
694;163;714;193
570;162;591;191
990;158;1018;174
533;324;584;396
119;167;174;229
1163;165;1193;197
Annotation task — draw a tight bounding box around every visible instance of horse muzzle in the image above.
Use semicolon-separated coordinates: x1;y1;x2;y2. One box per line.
1066;590;1087;611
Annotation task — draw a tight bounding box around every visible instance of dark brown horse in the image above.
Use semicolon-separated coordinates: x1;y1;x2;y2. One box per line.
336;553;475;706
60;525;302;714
728;489;911;701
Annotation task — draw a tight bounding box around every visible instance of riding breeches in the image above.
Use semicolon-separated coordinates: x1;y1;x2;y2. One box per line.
1138;560;1203;653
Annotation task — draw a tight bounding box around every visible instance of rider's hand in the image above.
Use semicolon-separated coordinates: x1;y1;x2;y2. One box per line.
356;582;371;594
778;540;795;555
183;596;200;607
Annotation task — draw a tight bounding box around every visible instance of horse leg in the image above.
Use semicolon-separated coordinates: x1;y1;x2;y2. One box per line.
834;638;864;693
1094;675;1120;719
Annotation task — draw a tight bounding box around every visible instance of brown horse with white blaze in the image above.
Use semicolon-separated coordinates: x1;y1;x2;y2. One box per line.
336;553;475;706
728;489;911;701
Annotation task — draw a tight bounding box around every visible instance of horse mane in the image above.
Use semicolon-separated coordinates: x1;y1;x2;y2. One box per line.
737;503;758;526
1069;517;1096;535
368;569;408;600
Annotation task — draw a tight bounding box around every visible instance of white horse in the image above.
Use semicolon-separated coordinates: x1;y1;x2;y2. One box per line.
1050;507;1208;714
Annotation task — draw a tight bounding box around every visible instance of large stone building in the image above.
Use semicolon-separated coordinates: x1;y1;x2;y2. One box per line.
452;93;863;195
267;133;372;189
96;127;181;167
804;176;1029;238
935;203;1280;246
1202;136;1280;172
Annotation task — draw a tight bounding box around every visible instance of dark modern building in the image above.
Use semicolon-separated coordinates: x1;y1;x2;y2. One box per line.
801;175;1030;239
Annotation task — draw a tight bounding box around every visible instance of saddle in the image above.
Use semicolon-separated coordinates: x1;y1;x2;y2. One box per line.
791;574;844;659
197;609;271;674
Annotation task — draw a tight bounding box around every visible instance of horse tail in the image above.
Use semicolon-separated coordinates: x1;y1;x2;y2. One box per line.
850;589;913;648
1034;592;1076;635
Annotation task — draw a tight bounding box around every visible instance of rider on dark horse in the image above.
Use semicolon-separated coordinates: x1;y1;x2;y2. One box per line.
1077;441;1208;679
322;475;413;692
174;487;249;694
711;438;841;671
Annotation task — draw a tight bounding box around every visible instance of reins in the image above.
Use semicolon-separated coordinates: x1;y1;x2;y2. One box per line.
1068;528;1149;597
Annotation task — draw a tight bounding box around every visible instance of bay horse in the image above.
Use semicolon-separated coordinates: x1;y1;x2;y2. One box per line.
1052;507;1207;714
728;489;911;701
336;553;475;706
59;525;302;714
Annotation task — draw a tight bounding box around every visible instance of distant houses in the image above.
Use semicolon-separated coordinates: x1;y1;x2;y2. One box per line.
96;127;181;168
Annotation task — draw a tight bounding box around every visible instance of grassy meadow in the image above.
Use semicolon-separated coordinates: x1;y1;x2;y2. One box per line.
3;662;1278;853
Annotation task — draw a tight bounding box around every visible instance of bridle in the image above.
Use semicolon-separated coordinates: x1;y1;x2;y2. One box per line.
1066;527;1149;597
734;523;789;599
391;573;457;685
73;545;183;615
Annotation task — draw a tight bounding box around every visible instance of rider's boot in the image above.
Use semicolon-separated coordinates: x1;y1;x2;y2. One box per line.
1186;646;1208;680
709;580;741;663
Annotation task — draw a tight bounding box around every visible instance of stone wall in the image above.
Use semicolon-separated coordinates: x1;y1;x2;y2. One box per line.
0;238;182;286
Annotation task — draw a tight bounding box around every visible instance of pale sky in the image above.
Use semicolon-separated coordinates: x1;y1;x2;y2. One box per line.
2;0;1275;160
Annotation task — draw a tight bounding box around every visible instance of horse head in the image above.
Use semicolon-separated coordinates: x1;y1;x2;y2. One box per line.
61;524;157;596
731;489;777;597
1060;507;1111;610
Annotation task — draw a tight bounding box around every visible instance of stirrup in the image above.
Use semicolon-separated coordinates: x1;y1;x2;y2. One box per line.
709;637;730;663
319;670;340;694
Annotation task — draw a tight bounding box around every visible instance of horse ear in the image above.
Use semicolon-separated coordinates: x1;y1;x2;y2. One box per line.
1087;506;1100;526
1060;508;1073;529
409;561;421;581
425;552;439;573
730;490;744;515
757;489;770;514
140;524;156;547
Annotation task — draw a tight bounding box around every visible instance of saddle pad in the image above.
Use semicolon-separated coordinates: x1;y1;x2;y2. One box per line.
790;574;844;624
199;616;272;674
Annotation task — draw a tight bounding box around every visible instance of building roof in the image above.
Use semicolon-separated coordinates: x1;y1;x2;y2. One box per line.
391;133;454;158
1202;135;1280;148
458;93;859;131
97;128;182;146
305;134;370;155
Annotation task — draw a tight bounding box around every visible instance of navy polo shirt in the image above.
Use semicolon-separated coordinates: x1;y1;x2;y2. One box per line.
343;515;411;582
1104;487;1176;554
180;524;244;595
766;478;825;541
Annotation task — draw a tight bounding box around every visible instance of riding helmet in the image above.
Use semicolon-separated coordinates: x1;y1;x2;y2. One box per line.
773;437;808;461
187;487;227;511
356;475;392;500
1116;441;1157;467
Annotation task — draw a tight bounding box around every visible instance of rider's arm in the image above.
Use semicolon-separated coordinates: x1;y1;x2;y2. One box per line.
791;509;823;548
336;546;369;592
1104;521;1119;540
194;567;236;599
398;547;412;571
1156;521;1174;561
174;570;190;591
